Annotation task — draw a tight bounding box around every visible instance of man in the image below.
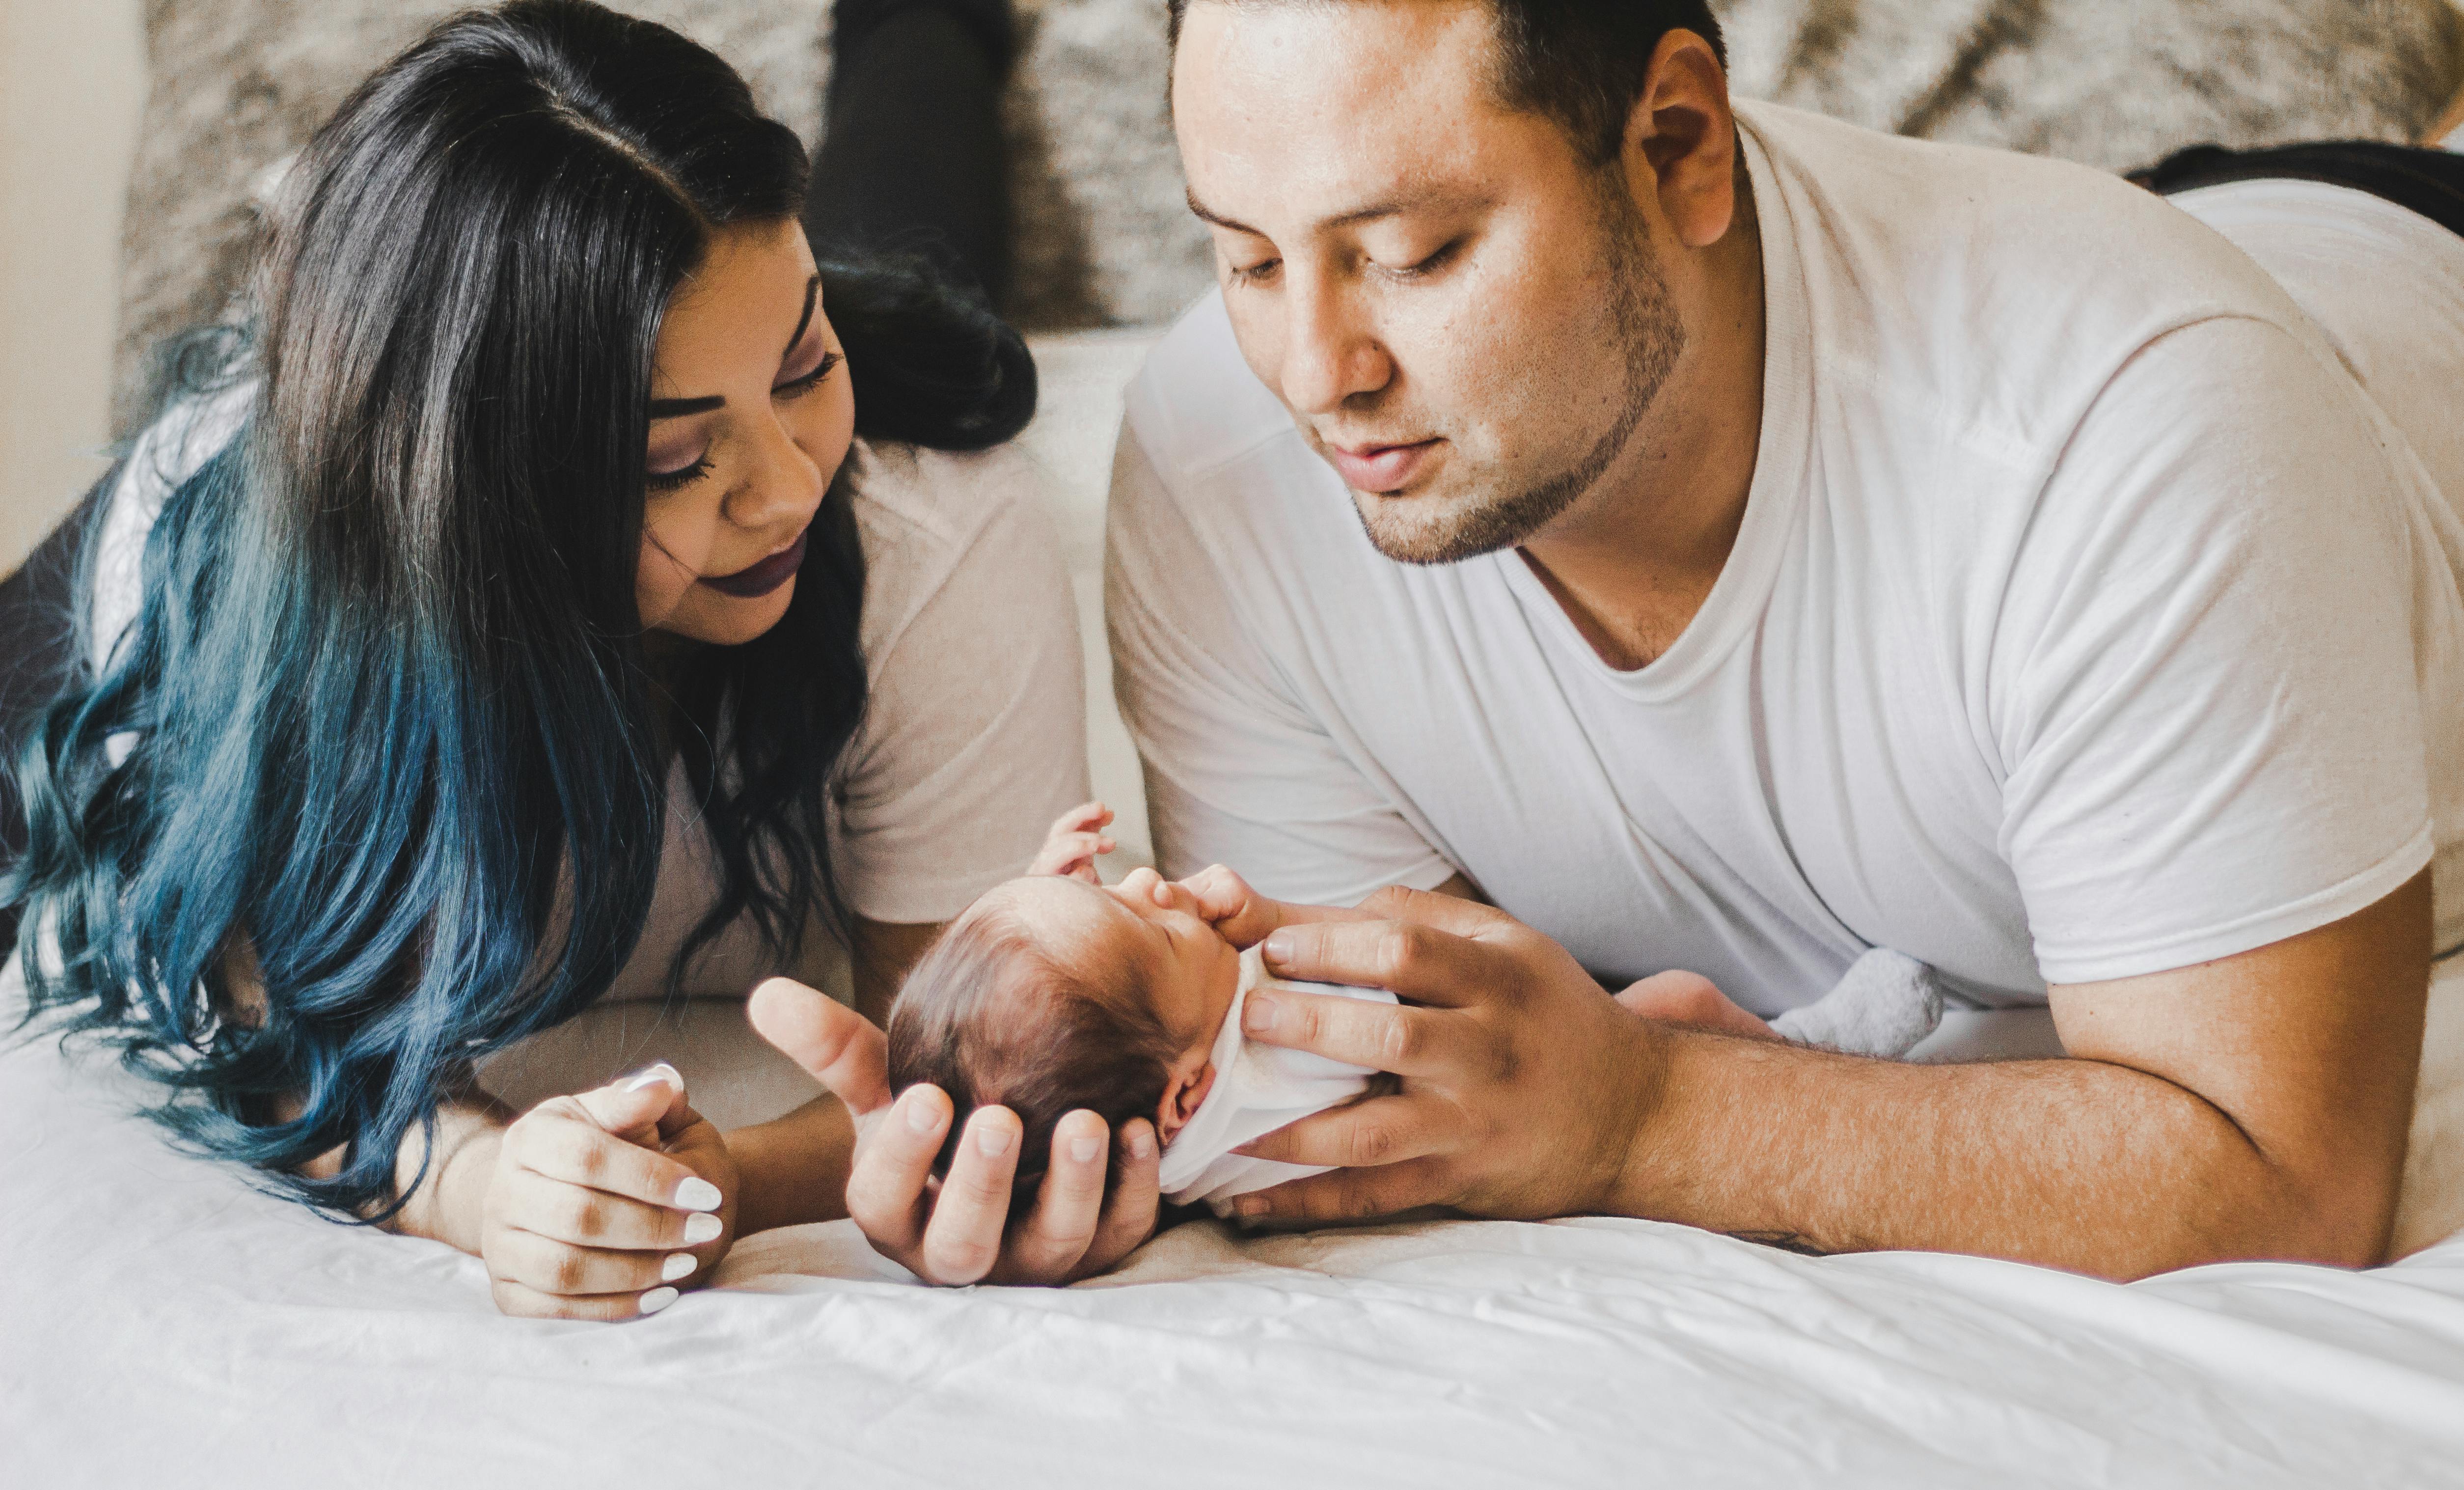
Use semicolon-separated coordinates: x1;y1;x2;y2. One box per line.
754;0;2463;1287
1092;0;2464;1279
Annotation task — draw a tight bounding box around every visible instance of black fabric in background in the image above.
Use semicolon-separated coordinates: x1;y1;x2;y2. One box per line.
2135;139;2464;238
805;0;1017;306
0;466;116;966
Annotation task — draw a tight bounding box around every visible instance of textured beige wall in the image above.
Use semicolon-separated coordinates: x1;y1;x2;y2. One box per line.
0;0;144;577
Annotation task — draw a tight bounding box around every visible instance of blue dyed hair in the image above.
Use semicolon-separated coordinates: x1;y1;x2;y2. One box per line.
4;0;1034;1220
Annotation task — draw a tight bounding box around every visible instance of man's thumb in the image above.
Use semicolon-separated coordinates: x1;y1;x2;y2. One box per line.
748;978;893;1117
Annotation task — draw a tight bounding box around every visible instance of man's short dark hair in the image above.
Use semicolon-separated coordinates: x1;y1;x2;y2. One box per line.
1166;0;1728;165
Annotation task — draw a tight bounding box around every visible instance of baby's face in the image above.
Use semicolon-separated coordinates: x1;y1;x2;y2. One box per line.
988;874;1244;1057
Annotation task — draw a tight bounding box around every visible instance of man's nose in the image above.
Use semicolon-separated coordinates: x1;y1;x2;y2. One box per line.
1278;277;1391;417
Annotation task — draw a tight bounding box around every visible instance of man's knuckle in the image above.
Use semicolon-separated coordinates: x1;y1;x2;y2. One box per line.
1349;1123;1397;1166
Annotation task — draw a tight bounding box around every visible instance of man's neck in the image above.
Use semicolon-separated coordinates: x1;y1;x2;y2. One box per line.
1517;187;1768;674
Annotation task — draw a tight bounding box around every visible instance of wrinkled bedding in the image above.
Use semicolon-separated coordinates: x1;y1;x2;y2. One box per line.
9;952;2464;1490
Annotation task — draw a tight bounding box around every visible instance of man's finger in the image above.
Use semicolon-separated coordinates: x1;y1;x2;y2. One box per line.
1353;883;1518;939
1230;1093;1458;1169
1076;1118;1162;1279
844;1084;951;1258
1238;987;1471;1075
1184;865;1377;950
917;1106;1024;1285
748;977;894;1117
1259;918;1510;1007
993;1109;1109;1284
1226;1157;1454;1227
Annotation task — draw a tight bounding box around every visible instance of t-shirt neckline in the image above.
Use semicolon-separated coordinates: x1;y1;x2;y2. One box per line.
1497;105;1815;704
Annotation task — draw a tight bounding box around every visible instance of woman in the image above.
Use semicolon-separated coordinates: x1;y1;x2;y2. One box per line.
6;0;1153;1318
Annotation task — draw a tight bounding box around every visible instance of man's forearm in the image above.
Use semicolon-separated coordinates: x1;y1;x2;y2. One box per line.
726;1094;857;1237
1619;1032;2378;1279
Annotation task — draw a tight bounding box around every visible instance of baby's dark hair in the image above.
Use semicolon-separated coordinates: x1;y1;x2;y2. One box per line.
886;890;1182;1195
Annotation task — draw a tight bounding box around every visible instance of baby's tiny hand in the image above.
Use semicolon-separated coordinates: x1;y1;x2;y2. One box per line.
1030;801;1116;883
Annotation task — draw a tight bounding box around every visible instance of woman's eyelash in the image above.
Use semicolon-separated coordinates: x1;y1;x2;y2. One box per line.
645;456;712;494
776;351;844;398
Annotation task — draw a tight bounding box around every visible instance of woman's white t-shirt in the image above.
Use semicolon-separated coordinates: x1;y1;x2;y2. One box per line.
91;412;1089;1003
1109;100;2464;1011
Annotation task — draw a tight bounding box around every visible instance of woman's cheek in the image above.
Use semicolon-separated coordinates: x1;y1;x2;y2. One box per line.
635;532;698;629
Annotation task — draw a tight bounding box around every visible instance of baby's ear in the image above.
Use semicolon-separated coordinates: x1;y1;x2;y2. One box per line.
1155;1062;1218;1142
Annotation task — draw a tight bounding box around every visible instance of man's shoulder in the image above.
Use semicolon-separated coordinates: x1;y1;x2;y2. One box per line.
1740;101;2319;463
1122;292;1307;483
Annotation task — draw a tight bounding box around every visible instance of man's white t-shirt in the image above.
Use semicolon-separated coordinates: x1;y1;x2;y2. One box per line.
1107;101;2464;1013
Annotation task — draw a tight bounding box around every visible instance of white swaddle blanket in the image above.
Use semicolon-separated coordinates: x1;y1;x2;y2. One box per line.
1158;946;1397;1212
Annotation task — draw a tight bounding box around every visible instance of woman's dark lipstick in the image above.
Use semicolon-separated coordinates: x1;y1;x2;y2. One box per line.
699;530;808;599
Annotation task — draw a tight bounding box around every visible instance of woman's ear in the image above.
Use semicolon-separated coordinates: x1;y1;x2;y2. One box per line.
1155;1061;1219;1144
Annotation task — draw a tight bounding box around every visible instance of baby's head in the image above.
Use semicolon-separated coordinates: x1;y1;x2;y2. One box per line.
886;874;1243;1188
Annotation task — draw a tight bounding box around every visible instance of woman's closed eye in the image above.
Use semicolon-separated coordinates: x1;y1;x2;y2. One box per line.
775;350;843;400
647;453;712;494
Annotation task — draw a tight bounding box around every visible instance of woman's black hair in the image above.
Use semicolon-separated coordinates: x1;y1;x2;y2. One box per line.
5;0;1033;1220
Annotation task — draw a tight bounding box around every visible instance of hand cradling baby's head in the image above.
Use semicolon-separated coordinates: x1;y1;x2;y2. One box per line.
886;880;1188;1196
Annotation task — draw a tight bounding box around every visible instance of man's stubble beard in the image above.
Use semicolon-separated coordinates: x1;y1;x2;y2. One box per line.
1354;191;1687;567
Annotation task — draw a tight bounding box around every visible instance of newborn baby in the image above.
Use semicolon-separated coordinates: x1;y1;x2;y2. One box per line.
887;805;1945;1214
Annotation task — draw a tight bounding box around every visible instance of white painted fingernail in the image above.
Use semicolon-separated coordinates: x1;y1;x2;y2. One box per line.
976;1123;1014;1158
683;1212;723;1244
624;1062;683;1094
1069;1135;1102;1164
675;1176;723;1212
638;1286;679;1316
661;1253;698;1282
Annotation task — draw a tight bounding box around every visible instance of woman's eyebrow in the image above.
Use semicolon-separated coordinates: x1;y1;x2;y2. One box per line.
646;276;822;419
784;274;821;356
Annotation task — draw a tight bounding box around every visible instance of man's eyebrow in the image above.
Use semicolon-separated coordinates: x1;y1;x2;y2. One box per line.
1184;187;1489;236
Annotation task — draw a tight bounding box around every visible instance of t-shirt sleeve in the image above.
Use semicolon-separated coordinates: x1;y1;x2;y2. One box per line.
1105;423;1457;901
88;381;255;671
1992;315;2433;986
831;455;1092;925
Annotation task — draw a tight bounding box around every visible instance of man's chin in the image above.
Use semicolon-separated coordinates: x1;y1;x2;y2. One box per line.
1351;486;1543;567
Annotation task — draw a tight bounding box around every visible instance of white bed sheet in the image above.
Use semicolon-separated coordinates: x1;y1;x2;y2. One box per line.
9;956;2464;1490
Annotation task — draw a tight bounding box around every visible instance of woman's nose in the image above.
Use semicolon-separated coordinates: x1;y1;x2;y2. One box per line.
725;414;824;530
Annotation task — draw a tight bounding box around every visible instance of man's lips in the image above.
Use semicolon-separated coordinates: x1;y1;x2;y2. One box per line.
1326;439;1442;495
699;529;808;599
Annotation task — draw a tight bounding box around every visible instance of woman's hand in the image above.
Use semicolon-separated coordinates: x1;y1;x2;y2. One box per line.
476;1065;740;1320
748;978;1162;1286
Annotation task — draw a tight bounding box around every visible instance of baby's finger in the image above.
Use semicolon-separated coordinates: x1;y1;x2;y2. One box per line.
493;1230;701;1297
504;1170;725;1251
1049;801;1112;835
507;1112;721;1213
490;1278;684;1322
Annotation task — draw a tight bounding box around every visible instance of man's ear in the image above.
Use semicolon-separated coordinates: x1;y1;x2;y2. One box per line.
1619;28;1740;250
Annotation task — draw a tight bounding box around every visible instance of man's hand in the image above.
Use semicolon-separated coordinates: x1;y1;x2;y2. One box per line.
1222;885;1668;1224
748;978;1163;1285
1230;874;2432;1279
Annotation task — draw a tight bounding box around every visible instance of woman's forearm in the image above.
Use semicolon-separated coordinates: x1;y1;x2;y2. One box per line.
726;1095;857;1236
380;1097;511;1255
